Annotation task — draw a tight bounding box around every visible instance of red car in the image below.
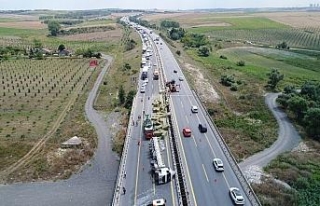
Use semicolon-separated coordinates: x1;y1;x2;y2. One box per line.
183;127;192;137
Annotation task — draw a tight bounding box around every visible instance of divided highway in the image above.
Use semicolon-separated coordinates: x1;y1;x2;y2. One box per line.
113;17;260;206
154;36;254;206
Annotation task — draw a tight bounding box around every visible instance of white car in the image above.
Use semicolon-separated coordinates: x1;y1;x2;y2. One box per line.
212;158;224;172
191;105;198;113
152;198;166;206
229;187;245;205
140;86;146;93
143;78;149;84
178;76;183;81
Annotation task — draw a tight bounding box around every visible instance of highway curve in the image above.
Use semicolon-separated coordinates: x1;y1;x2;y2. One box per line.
239;93;301;171
0;55;120;206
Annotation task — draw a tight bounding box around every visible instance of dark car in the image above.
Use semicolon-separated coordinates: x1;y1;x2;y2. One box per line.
198;123;207;133
173;70;177;73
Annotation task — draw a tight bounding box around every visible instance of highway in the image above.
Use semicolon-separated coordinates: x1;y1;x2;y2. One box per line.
114;20;178;206
154;38;252;205
113;17;258;206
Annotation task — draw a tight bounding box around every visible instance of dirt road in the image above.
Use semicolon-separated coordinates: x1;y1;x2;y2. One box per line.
239;93;301;172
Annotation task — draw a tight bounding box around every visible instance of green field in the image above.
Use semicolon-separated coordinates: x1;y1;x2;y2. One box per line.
185;16;320;50
0;27;46;37
216;47;320;86
189;17;288;31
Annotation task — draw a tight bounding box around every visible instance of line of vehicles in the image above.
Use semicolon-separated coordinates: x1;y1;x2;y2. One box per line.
123;16;247;206
134;19;174;206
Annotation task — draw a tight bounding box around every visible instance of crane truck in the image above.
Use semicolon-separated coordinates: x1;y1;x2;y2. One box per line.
143;114;154;139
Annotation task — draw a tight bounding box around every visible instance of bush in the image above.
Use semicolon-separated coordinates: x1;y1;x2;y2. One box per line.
220;55;227;59
230;84;238;91
236;60;245;66
176;50;181;56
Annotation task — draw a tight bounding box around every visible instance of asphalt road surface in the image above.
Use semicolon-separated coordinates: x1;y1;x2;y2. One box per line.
0;55;119;206
239;93;302;170
115;25;177;206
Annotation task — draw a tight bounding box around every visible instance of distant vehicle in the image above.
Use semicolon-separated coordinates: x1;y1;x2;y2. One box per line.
142;82;148;87
183;127;192;137
173;70;177;73
229;187;245;205
160;42;162;45
191;105;198;113
153;63;157;66
212;158;224;172
147;198;166;206
198;123;207;133
178;76;183;81
140;86;146;93
143;78;149;84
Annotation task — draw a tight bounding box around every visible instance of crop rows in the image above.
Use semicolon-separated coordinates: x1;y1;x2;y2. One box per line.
0;58;103;141
207;27;320;50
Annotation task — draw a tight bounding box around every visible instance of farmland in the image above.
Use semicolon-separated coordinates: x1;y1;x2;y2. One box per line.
0;58;106;181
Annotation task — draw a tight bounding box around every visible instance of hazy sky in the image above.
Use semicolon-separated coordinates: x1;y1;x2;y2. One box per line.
0;0;315;10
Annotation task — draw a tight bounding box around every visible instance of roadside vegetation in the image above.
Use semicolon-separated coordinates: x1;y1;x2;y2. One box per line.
142;11;320;205
94;19;142;154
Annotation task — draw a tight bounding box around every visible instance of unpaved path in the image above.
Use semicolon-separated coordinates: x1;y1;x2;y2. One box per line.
239;93;301;173
0;55;120;206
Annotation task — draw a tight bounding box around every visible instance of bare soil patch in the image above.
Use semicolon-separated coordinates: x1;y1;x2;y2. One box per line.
183;63;220;103
0;21;46;29
254;12;320;28
0;14;39;21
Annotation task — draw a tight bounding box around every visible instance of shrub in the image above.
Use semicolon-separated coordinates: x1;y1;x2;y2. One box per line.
220;55;227;59
236;60;245;66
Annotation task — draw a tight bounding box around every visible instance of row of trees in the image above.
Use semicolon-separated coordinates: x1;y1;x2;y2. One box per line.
160;20;180;28
277;81;320;140
48;21;115;36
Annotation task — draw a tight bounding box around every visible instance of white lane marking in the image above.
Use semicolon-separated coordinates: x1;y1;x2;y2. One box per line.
170;98;198;206
192;135;198;147
202;164;209;182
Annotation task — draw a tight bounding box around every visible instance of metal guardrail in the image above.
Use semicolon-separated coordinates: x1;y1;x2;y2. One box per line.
111;97;138;206
192;90;261;206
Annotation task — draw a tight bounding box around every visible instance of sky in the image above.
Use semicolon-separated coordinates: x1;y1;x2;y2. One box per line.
0;0;316;10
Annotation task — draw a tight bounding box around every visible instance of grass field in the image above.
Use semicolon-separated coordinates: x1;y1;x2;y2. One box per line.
189;17;288;31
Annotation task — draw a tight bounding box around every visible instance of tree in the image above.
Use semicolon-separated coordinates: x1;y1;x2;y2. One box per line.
118;85;126;105
283;85;296;94
301;81;320;102
125;90;136;109
48;21;61;36
276;41;289;50
288;96;308;121
58;44;65;52
176;50;181;56
198;46;210;57
266;69;284;90
303;108;320;140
